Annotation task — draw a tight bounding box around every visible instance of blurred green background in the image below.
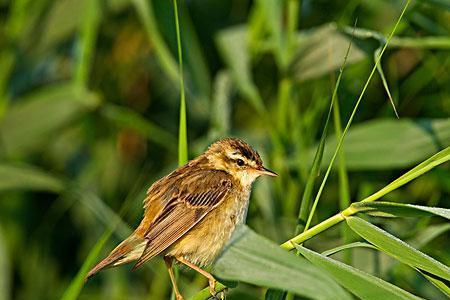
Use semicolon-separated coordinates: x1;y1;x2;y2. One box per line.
0;0;449;299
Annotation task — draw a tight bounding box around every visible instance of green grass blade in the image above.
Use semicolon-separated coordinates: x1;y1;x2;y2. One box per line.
74;0;99;87
296;245;423;300
173;0;188;165
281;145;450;249
417;270;450;297
346;216;450;281
331;80;352;263
212;225;352;300
297;25;353;233
303;1;410;230
322;242;377;257
0;227;10;300
374;47;399;118
60;231;111;300
188;282;227;300
353;201;450;219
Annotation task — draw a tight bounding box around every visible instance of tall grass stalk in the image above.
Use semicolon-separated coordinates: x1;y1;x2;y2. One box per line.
173;0;188;166
301;28;353;233
302;0;410;232
332;96;352;263
281;145;450;249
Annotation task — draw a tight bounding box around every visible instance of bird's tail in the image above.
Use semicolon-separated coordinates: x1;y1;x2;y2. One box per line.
86;232;146;280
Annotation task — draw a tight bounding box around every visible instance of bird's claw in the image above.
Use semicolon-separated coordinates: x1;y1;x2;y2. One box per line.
208;279;226;300
208;278;217;296
213;291;225;300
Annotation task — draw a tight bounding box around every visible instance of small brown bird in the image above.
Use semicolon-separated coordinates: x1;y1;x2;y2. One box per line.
86;138;277;299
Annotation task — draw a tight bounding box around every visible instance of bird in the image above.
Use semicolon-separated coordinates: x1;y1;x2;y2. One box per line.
85;138;277;299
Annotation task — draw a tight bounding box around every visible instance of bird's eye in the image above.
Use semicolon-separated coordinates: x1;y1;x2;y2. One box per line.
236;159;244;166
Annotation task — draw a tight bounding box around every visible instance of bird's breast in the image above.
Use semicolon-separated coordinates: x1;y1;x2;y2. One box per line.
167;186;252;267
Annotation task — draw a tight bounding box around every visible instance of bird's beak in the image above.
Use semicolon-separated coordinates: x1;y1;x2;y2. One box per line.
257;166;278;177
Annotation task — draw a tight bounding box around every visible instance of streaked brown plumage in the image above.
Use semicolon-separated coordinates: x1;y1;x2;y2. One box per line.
86;138;277;299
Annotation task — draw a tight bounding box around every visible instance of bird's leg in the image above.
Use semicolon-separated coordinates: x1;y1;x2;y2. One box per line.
164;256;184;300
175;256;218;297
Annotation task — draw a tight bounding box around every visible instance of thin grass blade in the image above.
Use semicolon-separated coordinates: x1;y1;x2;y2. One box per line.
374;47;399;118
322;242;377;257
303;1;410;230
298;22;354;233
353;201;450;219
60;231;111;300
346;216;450;281
173;0;188;165
295;244;423;300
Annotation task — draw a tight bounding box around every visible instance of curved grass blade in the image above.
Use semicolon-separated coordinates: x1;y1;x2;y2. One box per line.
303;0;410;230
418;270;450;297
374;47;399;118
322;242;377;257
299;19;355;233
295;244;423;300
213;225;352;300
346;216;450;281
60;231;111;300
353;201;450;219
281;145;450;249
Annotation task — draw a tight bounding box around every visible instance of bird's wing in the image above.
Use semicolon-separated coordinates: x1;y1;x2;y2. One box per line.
133;170;233;269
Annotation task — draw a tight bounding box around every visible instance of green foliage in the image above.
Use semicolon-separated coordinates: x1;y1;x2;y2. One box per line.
345;217;450;282
213;226;352;300
295;244;423;300
0;0;449;299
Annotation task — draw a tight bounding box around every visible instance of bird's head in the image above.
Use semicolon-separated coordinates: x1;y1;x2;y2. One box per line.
204;138;277;186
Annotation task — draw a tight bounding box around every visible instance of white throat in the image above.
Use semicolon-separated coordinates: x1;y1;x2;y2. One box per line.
237;171;260;188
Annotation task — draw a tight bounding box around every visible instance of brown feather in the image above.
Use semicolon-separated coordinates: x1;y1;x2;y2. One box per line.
133;170;232;269
85;138;273;284
86;233;145;280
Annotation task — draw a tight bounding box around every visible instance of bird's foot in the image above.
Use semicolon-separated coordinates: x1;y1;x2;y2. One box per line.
208;278;217;297
208;279;226;299
212;290;225;300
